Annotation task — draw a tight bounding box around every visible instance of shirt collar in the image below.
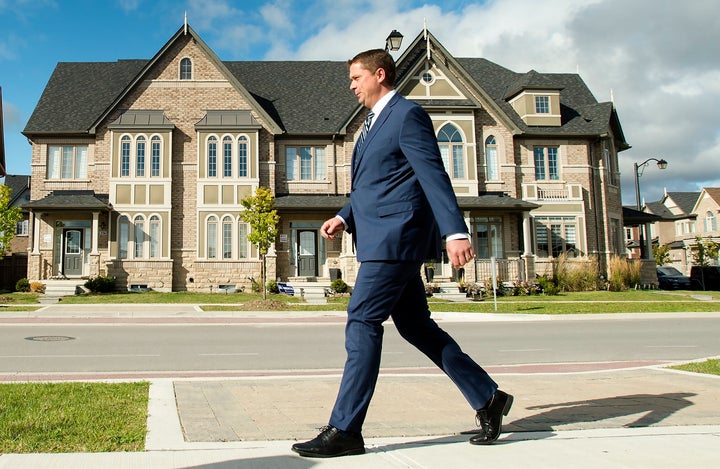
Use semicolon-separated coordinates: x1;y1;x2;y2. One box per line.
370;89;397;120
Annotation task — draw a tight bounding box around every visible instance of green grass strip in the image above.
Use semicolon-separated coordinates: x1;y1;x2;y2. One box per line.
670;358;720;376
0;382;149;453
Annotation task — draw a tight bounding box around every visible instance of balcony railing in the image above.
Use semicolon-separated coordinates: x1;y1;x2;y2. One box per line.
522;183;583;201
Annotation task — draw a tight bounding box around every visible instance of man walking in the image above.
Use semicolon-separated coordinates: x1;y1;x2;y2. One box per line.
292;49;512;458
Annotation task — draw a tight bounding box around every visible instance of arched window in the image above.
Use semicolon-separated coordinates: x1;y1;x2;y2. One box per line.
151;136;161;177
136;136;146;177
238;136;248;178
180;58;192;80
222;216;233;259
485;135;499;180
706;211;718;232
121;136;131;177
207;216;218;259
118;216;130;259
149;215;160;258
238;221;249;259
134;215;145;258
208;136;217;177
223;136;233;177
437;123;465;179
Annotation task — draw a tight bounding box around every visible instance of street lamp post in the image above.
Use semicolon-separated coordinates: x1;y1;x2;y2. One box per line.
633;157;668;259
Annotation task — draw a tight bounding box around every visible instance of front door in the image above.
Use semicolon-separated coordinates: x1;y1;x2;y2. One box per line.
297;230;317;277
63;229;83;276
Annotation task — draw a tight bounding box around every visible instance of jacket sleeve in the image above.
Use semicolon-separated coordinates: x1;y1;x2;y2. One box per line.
398;105;469;237
337;203;355;234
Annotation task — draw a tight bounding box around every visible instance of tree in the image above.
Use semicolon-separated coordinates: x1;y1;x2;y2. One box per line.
0;184;22;260
691;236;720;267
653;244;671;266
240;187;279;299
690;236;720;290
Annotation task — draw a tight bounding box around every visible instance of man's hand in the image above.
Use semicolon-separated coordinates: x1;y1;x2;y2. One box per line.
320;217;346;240
446;238;475;269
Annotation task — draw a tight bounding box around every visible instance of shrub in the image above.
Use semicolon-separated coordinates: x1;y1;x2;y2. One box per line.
266;280;279;294
537;275;560;295
15;278;30;292
84;275;116;293
30;282;46;293
552;253;601;292
608;256;641;291
330;278;348;294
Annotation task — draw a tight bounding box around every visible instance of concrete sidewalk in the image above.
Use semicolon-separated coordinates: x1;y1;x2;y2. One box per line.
1;306;719;467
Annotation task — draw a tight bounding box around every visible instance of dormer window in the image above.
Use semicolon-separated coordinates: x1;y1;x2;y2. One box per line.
180;58;192;80
535;96;550;114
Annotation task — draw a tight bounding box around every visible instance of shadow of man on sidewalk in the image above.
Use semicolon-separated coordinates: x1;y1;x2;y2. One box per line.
502;392;696;433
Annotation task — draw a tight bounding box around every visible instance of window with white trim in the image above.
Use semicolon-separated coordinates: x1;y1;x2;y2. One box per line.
533;146;559;181
207;216;218;259
118;216;130;259
238;136;248;177
222;216;233;259
134;215;145;258
16;219;29;236
473;217;503;258
485;135;499;180
535;216;580;258
180;58;192;80
535;96;550;114
438;123;465;179
149;215;160;258
286;146;326;181
705;211;717;232
208;137;218;177
47;145;88;179
238;221;249;259
116;135;162;178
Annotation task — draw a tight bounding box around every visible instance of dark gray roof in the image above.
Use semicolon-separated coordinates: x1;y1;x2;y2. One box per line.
108;110;174;129
274;195;350;210
195;110;262;129
622;206;663;225
24;60;147;134
273;193;537;212
24;41;623;144
2;174;31;206
22;190;110;210
457;194;537;211
665;192;700;215
455;58;625;142
224;61;358;134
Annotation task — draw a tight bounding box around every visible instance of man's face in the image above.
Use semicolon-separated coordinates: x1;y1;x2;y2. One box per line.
349;61;383;109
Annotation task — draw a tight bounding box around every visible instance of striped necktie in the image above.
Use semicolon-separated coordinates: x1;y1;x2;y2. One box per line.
357;111;374;149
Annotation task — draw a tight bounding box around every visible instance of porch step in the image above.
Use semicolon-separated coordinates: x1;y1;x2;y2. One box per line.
285;280;330;305
41;279;83;302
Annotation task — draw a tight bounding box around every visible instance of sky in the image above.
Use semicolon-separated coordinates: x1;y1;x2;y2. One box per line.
1;0;719;205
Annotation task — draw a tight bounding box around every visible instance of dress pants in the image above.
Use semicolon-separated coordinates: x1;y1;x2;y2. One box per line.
329;260;498;434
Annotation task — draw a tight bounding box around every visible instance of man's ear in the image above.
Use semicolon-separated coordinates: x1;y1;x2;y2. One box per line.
375;67;387;84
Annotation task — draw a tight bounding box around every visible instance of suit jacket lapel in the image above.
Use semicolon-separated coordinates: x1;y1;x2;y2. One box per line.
352;94;400;184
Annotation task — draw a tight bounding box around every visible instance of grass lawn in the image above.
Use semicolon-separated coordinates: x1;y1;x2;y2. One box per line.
0;382;149;453
670;358;720;376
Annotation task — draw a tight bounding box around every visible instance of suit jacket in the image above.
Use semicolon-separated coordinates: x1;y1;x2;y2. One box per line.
338;93;468;262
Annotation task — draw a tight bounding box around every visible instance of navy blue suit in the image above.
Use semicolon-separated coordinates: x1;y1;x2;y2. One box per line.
329;93;498;433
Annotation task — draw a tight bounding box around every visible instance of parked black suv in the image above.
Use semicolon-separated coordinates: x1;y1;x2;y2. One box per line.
690;266;720;290
656;266;693;290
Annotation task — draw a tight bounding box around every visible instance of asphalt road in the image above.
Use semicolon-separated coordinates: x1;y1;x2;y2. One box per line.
1;316;719;376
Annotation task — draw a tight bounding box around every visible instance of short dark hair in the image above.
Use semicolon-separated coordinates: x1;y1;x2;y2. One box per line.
348;49;396;87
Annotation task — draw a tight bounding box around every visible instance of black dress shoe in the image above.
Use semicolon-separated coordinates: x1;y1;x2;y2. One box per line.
469;389;513;445
292;425;365;458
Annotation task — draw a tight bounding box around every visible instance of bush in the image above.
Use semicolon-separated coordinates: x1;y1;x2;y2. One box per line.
608;255;641;291
552;253;601;292
15;278;30;292
266;280;279;294
30;282;46;293
537;275;560;295
84;275;116;293
330;278;348;294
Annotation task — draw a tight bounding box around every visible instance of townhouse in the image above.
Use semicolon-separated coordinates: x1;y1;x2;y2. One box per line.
21;24;629;291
